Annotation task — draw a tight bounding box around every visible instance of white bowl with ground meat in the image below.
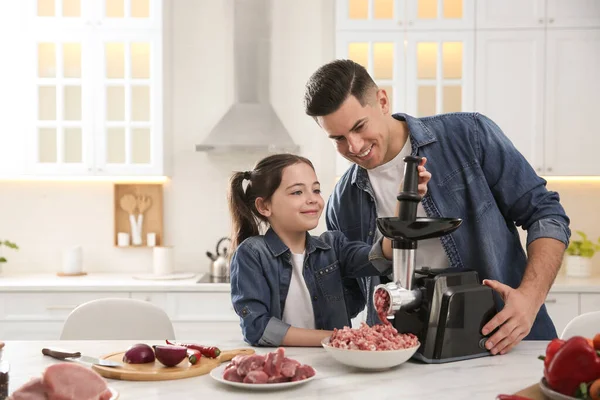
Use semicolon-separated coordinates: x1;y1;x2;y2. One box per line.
321;323;420;370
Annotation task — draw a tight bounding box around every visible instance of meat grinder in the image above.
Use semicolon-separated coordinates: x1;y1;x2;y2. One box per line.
374;155;497;364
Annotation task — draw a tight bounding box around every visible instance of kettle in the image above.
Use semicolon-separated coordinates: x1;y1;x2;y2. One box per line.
206;237;232;278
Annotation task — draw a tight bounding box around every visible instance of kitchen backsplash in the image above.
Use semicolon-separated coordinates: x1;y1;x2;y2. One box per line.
1;178;598;275
0;0;598;276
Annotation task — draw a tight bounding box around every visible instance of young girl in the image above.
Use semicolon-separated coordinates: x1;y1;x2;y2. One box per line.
227;154;430;347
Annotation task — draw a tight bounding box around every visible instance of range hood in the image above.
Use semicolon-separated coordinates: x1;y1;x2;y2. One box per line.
195;0;299;154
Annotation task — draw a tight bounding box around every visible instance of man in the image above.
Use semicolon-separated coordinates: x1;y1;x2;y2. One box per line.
303;59;571;355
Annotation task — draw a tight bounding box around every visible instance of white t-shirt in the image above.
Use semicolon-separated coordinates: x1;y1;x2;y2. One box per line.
367;138;449;270
282;252;316;329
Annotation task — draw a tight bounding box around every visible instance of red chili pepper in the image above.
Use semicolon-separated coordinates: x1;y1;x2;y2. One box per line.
165;340;221;358
544;336;600;397
187;349;202;365
538;338;566;369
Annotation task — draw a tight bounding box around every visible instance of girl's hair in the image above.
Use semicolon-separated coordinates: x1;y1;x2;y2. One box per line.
228;153;314;251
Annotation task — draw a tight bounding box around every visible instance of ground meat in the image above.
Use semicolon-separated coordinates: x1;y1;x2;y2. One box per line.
374;288;391;326
329;322;419;351
222;347;315;384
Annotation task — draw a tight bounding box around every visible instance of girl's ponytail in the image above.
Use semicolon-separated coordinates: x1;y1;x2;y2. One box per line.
228;171;260;251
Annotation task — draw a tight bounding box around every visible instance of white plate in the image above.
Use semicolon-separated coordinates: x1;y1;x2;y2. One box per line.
321;337;420;370
209;363;316;390
539;378;578;400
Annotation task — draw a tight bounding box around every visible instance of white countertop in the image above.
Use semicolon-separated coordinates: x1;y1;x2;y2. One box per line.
0;271;598;293
549;272;600;293
2;337;548;399
0;273;231;292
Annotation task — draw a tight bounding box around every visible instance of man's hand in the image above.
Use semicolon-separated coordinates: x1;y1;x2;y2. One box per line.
481;279;542;355
417;157;431;197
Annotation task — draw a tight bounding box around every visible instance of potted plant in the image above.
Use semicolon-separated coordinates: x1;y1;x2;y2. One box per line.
0;240;19;275
564;231;600;278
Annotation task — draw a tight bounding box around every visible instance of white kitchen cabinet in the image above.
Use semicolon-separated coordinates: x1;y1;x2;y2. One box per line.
131;291;238;323
475;0;600;30
544;29;600;176
336;0;405;31
475;0;546;29
404;31;474;117
544;293;580;337
545;0;600;29
336;0;474;31
173;322;241;341
131;291;240;340
0;322;65;340
405;0;474;31
474;30;545;172
23;0;164;177
475;28;600;176
0;291;129;340
0;291;129;321
580;293;600;314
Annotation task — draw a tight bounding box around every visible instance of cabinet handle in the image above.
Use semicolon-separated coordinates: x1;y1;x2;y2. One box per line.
408;20;414;26
536;167;542;172
539;18;544;24
544;298;557;304
549;18;554;23
46;305;77;310
547;167;553;173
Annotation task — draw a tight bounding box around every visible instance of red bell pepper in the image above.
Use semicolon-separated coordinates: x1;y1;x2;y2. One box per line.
165;340;221;358
538;338;566;369
544;336;600;397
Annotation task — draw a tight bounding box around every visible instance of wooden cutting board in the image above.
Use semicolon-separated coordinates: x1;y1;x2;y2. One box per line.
513;383;546;399
92;348;255;381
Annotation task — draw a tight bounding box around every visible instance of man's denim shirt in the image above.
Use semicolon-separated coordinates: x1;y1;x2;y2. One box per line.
230;228;392;346
327;112;571;340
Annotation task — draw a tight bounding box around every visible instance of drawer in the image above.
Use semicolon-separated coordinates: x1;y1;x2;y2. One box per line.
131;292;238;322
173;322;242;341
130;292;169;310
0;321;64;340
543;293;579;337
0;292;129;321
580;293;600;314
169;292;238;322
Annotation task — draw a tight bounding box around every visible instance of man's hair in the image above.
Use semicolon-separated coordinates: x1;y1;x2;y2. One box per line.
304;59;377;117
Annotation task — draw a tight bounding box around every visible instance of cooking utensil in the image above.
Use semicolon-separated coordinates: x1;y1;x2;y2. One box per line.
135;195;152;245
91;348;255;381
119;194;139;245
42;348;124;368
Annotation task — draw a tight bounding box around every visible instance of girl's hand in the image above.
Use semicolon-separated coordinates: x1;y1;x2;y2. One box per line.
417;157;431;197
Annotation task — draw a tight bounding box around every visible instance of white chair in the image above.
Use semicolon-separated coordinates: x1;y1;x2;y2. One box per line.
60;298;176;340
560;311;600;340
